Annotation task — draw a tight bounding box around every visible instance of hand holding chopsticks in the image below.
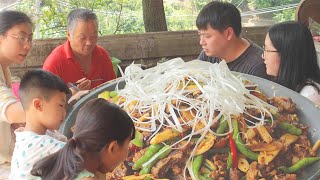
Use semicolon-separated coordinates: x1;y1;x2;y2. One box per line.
69;78;104;93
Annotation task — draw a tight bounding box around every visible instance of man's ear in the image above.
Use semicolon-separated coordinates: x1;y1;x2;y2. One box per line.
33;97;43;112
67;30;71;41
224;27;234;41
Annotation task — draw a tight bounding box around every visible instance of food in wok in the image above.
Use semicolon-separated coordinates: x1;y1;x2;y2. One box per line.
97;59;320;180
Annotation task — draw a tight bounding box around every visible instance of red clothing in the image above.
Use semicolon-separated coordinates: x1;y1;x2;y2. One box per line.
43;41;116;89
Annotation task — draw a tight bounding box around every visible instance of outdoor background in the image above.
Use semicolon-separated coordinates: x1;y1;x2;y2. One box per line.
0;0;300;39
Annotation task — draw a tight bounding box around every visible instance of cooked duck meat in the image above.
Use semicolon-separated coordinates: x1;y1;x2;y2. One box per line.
250;91;269;102
151;150;183;178
211;119;219;129
213;154;228;162
170;174;192;180
211;154;228;178
213;137;228;148
246;108;262;118
290;135;311;159
132;148;147;163
210;171;220;179
217;177;226;180
238;115;247;135
171;164;182;175
214;159;227;177
105;162;127;179
246;161;258;180
267;170;277;177
229;168;241;180
127;143;142;162
258;163;276;177
272;174;297;180
293;144;310;159
243;80;258;90
270;97;296;113
277;113;299;122
297;135;311;147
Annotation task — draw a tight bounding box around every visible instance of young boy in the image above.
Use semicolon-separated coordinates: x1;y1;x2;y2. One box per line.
10;70;71;179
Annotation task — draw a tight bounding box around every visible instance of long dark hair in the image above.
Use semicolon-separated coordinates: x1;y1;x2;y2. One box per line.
31;98;135;179
0;10;32;35
268;21;320;92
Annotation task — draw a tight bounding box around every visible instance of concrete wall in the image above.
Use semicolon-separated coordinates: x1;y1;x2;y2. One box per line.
10;26;269;78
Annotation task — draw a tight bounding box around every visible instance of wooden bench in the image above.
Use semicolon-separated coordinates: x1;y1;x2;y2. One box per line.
10;27;269;78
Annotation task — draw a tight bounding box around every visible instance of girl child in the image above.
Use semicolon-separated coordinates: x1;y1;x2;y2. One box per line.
31;98;135;179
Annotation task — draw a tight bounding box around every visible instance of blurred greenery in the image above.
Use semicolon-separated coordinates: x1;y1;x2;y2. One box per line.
14;0;300;39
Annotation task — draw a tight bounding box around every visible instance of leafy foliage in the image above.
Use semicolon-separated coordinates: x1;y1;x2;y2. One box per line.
15;0;300;39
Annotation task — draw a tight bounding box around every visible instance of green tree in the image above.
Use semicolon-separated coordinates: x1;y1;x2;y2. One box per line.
16;0;144;38
14;0;300;39
247;0;300;22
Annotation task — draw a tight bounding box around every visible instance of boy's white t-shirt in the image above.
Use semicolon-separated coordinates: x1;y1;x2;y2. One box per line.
10;129;66;180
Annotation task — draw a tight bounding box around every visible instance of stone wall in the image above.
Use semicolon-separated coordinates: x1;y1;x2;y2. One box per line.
10;26;269;78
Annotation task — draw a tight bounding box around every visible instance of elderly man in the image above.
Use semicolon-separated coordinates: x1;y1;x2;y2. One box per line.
43;9;116;94
197;1;269;80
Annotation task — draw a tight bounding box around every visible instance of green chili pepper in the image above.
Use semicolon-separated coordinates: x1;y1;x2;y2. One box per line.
131;131;144;148
240;176;246;180
216;116;228;134
278;122;302;136
140;145;172;174
192;155;203;180
232;119;258;160
132;144;163;170
226;152;232;170
278;157;320;173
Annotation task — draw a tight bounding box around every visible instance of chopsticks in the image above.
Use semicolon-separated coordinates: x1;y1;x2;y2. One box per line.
68;78;103;91
72;78;103;86
68;82;80;91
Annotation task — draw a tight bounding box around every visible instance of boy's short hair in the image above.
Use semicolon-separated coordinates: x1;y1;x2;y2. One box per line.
19;69;71;110
196;1;241;37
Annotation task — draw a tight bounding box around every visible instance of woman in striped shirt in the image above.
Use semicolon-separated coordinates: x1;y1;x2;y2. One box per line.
0;10;33;170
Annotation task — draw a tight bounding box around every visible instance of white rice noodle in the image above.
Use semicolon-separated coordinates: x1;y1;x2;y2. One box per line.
115;58;278;177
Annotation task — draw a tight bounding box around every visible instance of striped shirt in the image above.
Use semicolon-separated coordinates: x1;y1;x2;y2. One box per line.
0;65;17;165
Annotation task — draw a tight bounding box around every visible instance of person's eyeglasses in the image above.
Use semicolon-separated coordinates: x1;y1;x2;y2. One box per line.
4;34;33;45
262;45;277;53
